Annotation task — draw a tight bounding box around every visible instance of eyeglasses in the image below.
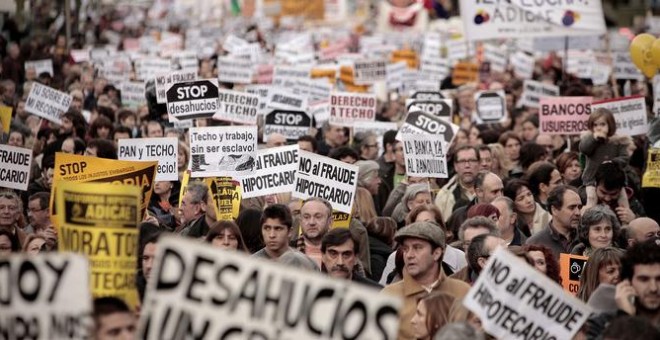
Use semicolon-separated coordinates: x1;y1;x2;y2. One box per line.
455;159;479;166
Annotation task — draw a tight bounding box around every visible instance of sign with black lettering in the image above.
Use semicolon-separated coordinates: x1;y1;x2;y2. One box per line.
212;89;260;125
155;70;197;104
559;253;588;296
120;81;146;109
217;56;253;84
0;144;32;191
475;90;507;124
166;79;220;121
137;236;401;339
353;59;387;84
511;51;534;80
264;110;312;142
25;83;73;125
56;182;141;309
402;134;448;178
0;254;92;339
205;177;242;221
592;96;648;136
642;148;660;188
520;80;559;109
539;97;592;135
293;150;359;214
330;92;377;127
405;99;452;121
240;145;298;198
118;138;178;181
463;248;591;340
24;59;54;76
266;88;308;112
397;109;459;146
188;126;258;178
411;91;444;100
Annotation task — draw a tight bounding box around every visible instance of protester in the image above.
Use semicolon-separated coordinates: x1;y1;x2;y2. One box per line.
627;217;660;247
503;179;550;235
435;146;479;221
321;228;380;287
411;292;456;340
615;239;660;324
522;244;561;284
177;182;209;238
491;197;527;246
446;171;503;237
577;247;625;302
205;220;248;252
572;205;621;256
450;233;505;285
93;297;137;340
366;216;396;281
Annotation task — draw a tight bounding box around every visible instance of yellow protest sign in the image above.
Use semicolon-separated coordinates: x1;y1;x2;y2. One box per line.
206;176;242;220
0;106;11;134
559;253;588;296
331;210;352;229
390;49;418;69
452;62;479;86
280;0;324;20
642;148;660;188
56;181;141;308
311;67;336;84
51;153;157;224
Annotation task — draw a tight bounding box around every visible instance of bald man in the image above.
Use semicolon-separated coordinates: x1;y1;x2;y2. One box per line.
266;133;287;148
627;217;660;247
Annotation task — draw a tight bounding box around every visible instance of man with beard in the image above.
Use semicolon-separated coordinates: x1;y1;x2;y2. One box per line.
296;197;334;268
616;239;660;327
321;228;380;287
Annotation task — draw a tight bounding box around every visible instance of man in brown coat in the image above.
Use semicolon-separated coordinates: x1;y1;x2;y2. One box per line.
382;221;470;340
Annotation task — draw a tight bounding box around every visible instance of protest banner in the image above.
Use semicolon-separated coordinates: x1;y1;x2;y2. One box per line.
217;56;254;84
559;253;589;296
539;97;592;135
135;58;171;81
397;109;459;146
213;89;260;125
0;105;10;134
155;70;197;104
56;182;141;309
188;126;258;178
137;236;401;339
51;153;157;224
460;1;606;41
170;50;199;72
474;90;507;124
25;59;54;76
166;79;220;122
24;82;73;125
642;148;660;189
266;88;308;112
420;57;450;81
463;248;592;340
390;49;418;69
401;134;448;178
353;59;387;84
483;44;508;73
118;137;178;182
205;177;242;221
293;150;359;214
120;81;146;109
264;110;312;142
330;92;377;127
411;91;444;100
309;100;331;128
405;99;453;121
0;144;32;191
510;51;535;80
520;80;560;109
592;96;648;136
246;84;271;115
353;121;399;157
386;62;406;91
240;145;298;199
0;253;92;339
452;62;479;86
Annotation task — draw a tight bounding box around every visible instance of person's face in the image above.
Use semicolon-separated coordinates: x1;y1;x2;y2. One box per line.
26;238;46;255
43;168;54;188
479;150;492;171
147;123;163;137
596;183;620;207
180;192;203;224
527;250;547;274
394;142;405;167
61;139;75;153
408;192;432;212
401;238;442;280
588;219;613;249
262;218;291;256
415;211;435;224
0;197;19;227
458;89;475;111
85;147;98;157
153;181;173;196
492;201;513;232
323;239;357;280
362;137;379;160
267;134;287;148
468;127;481;145
298;141;314;153
593;117;609;136
97;126;111;139
142;242;157;282
598;263;620;286
546;170;564;194
366;173;382;195
211;228;239;250
552;191;582;230
59;116;73;134
8;132;23;147
16;101;27;118
0;235;13;255
504;138;521;161
632;221;660;244
28;199;49;228
462;226;490;252
454;149;479;185
121;116;136;129
563;159;581;182
477;174;503;204
514;186;535;214
96;312;136;340
410;300;430;340
631;263;660;312
177;150;187;169
327;126;344;146
300;201;332;242
478;236;505;269
521;122;538;142
455;130;469;146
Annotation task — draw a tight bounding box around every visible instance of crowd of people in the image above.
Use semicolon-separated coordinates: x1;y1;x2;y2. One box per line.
1;1;660;339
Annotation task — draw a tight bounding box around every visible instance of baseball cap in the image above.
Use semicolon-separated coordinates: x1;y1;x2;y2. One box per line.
395;221;446;248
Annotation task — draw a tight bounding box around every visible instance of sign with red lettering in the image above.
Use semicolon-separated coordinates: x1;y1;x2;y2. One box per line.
329;92;377;127
539;97;592;135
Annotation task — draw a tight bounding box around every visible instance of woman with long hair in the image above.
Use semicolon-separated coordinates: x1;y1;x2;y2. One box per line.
205;220;248;252
353;187;377;225
503;179;550;236
577;247;624;302
411;292;457;340
488;143;512;181
523;244;561;284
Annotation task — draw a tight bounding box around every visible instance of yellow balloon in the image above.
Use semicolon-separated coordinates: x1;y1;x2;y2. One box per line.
652;38;660;69
630;33;657;78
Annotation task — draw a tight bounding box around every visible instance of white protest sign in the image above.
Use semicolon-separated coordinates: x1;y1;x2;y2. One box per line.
330;92;377;127
266;88;308;111
0;144;32;191
25;59;54;76
70;49;90;63
0;253;93;339
463;248;591;340
272;65;310;87
120;81;146;109
654;75;660;117
137;236;401;339
246;85;270;115
592;96;648;136
483;44;508;73
420;57;450;81
353;59;387;85
170;50;198;73
613;52;645;80
397;109;459;146
540;97;592;135
309;100;331;128
474;90;507;124
213;89;260;125
166;79;220;122
155;70;197;104
520;80;560;109
591;63;612;86
118;138;178;181
510;51;535;80
532;35;604;52
386;62;407;91
402;134;448;178
217;56;254;84
135;58;171;81
405;99;453;121
240;145;299;198
188;126;258;178
294;150;359;214
460;1;606;41
24;82;72;124
264;110;312;142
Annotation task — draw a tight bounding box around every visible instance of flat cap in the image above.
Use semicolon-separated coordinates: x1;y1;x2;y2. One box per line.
394;221;446;248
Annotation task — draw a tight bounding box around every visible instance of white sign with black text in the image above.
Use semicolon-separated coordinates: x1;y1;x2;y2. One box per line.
118;138;178;181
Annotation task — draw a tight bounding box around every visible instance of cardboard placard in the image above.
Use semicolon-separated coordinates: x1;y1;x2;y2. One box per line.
293;150;359;214
520;80;560;109
272;65;311;87
401;133;448;178
397;109;459;145
240;145;299;199
591;96;648;136
155;70;197;104
483;44;508;73
559;253;589;296
510;51;535;80
217;56;254;84
463;248;591;340
266;88;308;112
188;126;258;178
166;79;220;122
0;144;33;191
264;110;312;142
386;62;407;91
329;92;377;127
118;137;179;182
24;83;73;125
136;236;401;339
213;89;260;125
474;90;507;124
25;59;54;76
539;97;592;135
